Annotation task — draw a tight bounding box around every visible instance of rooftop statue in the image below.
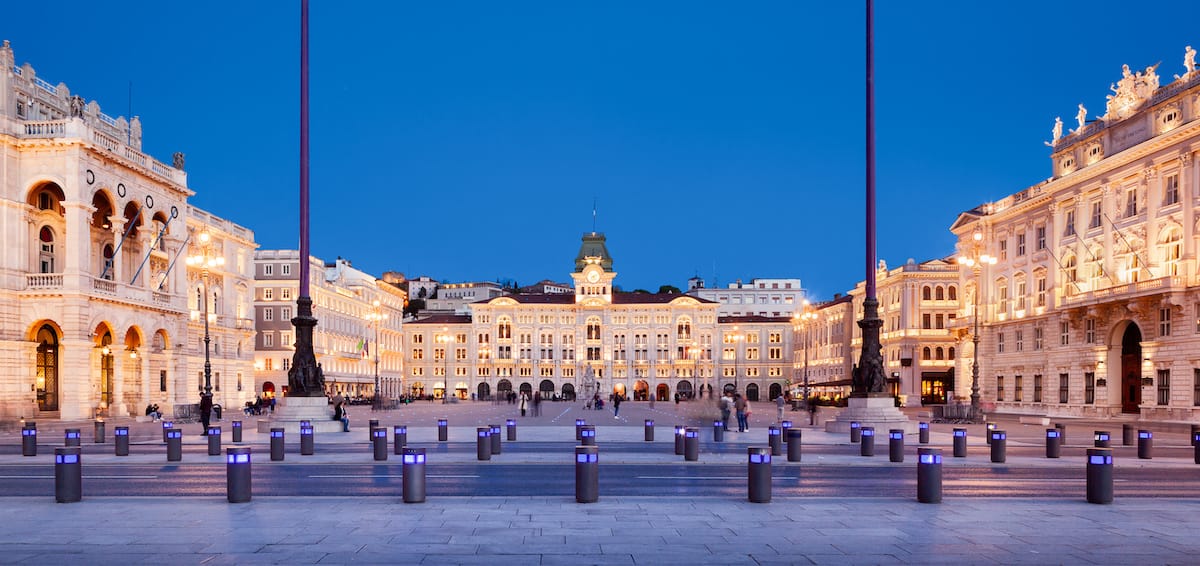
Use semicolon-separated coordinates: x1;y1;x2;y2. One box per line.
1075;104;1087;132
1187;46;1196;74
1105;62;1160;121
1051;117;1063;144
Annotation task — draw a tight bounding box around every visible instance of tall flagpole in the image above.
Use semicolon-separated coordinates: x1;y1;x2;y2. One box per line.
853;0;886;397
288;0;326;397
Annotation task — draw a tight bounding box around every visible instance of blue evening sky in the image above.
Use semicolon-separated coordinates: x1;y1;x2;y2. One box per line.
5;2;1196;299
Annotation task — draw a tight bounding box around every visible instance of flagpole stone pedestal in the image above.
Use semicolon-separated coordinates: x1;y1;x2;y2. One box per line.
258;396;343;433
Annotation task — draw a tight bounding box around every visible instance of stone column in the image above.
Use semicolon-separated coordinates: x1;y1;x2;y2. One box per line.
1101;185;1115;282
59;338;94;420
1047;204;1060;299
107;216;124;282
62;201;94;284
1182;154;1195;272
1144;168;1160;276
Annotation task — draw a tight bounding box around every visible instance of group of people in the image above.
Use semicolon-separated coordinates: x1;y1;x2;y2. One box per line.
517;391;545;417
244;395;275;416
718;391;753;432
144;404;162;421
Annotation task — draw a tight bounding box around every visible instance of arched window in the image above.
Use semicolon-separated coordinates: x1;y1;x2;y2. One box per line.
948;347;956;360
948;286;957;301
922;347;932;361
935;347;944;360
39;227;56;273
935;286;945;301
36;324;59;411
922;286;932;301
676;317;692;340
586;317;602;341
497;317;512;339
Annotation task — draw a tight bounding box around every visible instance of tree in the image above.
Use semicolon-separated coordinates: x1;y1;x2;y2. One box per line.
657;285;681;294
404;298;426;317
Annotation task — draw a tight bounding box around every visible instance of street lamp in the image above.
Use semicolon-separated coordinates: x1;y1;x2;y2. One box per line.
436;327;452;404
958;228;997;423
730;327;743;394
687;344;702;400
365;300;388;411
186;228;224;400
794;301;817;425
479;345;492;403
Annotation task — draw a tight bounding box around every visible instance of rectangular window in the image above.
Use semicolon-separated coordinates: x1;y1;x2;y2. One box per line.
1034;327;1043;351
1194;369;1200;406
1165;174;1179;206
281;358;290;371
1157;369;1170;406
1014;375;1023;402
1125;188;1138;217
996;376;1005;401
1059;373;1069;403
768;347;782;360
263;308;274;322
1065;210;1076;236
1085;319;1096;344
1160;307;1172;337
263;288;274;300
160;370;168;392
1036;276;1046;308
1015;330;1024;352
922;314;931;329
264;264;273;276
412;348;423;360
1036;225;1046;250
237;372;243;392
281;332;292;347
746;348;759;361
997;332;1005;354
264;358;273;371
1090;201;1102;228
1060;321;1070;346
999;239;1008;260
1033;374;1042;403
262;332;274;347
282;263;291;275
282;307;291;320
1085;372;1096;404
215;371;221;392
1017;234;1026;256
282;288;292;300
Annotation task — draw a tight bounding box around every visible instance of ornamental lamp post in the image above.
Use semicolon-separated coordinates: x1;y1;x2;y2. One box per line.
794;301;817;425
436;328;452;404
958;228;997;423
186;228;225;400
365;300;388;411
688;344;702;400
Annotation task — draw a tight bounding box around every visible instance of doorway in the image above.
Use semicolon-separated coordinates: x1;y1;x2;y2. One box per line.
1120;323;1142;413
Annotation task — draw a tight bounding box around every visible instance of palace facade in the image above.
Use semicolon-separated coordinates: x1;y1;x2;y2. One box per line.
404;232;800;403
0;40;256;420
953;48;1200;419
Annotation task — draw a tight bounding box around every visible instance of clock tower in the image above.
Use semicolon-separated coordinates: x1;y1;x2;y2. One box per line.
572;232;617;306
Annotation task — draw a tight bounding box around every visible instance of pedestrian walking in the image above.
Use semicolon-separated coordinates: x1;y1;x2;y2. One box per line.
613;394;622;418
649;393;655;409
720;392;733;431
533;391;542;417
519;393;528;417
776;394;785;422
199;393;213;435
734;393;748;433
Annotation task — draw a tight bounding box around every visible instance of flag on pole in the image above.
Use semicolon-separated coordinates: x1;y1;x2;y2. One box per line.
357;338;369;359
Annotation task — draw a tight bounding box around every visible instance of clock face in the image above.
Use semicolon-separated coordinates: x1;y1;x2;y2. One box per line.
586;270;600;283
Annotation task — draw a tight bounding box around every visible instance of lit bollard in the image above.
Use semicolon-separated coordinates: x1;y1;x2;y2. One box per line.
860;427;875;457
393;425;408;455
781;420;793;443
1094;430;1111;448
916;448;943;504
889;429;904;463
712;420;724;442
990;430;1006;463
270;428;285;461
232;420;243;443
985;422;996;445
581;425;596;447
850;421;861;443
490;424;502;455
1138;430;1153;460
1045;428;1061;458
684;428;699;461
402;447;427;503
576;419;586;441
162;421;173;443
226;447;252;503
952;428;967;458
674;425;685;455
506;419;517;441
207;426;222;456
54;446;82;503
1122;424;1135;446
786;429;802;462
768;425;782;456
94;420;105;444
166;429;182;462
575;445;599;503
1055;422;1067;445
1192;424;1200;447
373;427;389;461
747;447;772;503
22;426;37;457
644;419;654;442
918;422;929;444
1194;432;1200;464
1086;448;1113;504
300;421;314;456
368;419;379;443
437;418;448;442
476;427;491;461
64;428;81;447
114;426;129;456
